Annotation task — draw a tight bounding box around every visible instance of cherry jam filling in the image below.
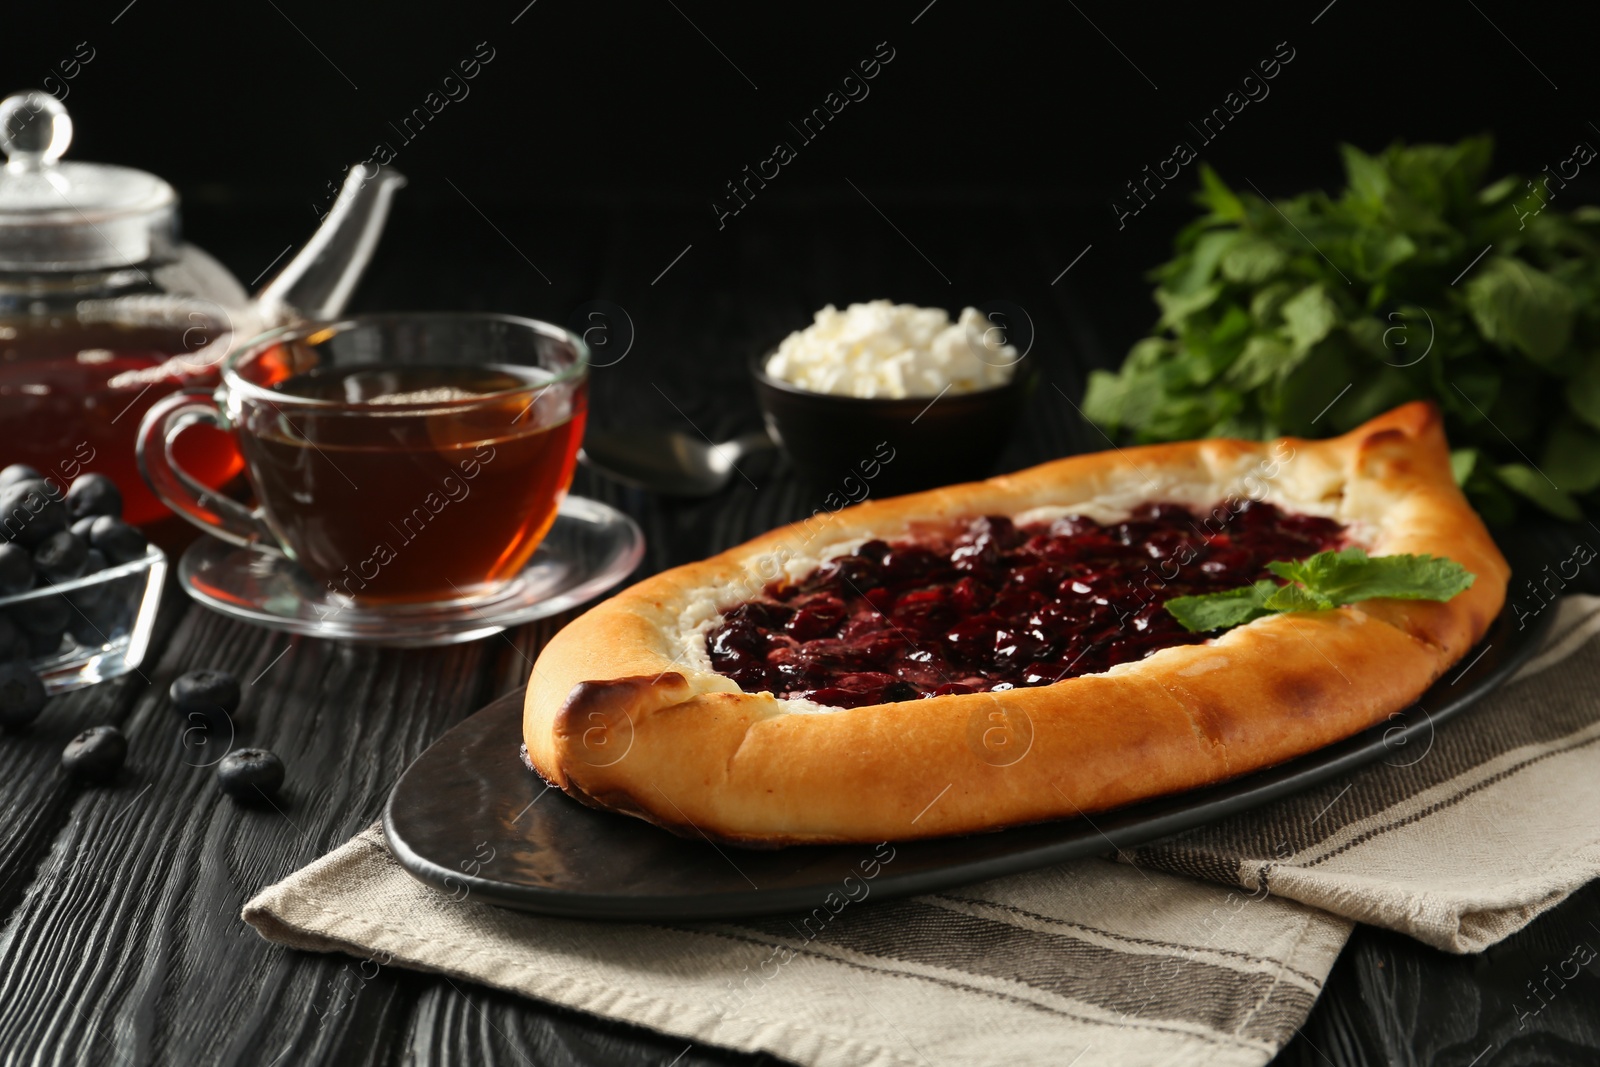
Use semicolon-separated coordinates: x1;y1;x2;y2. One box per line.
705;500;1345;709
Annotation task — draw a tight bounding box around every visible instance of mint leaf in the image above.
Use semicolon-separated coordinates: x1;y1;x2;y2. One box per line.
1226;335;1294;391
1165;580;1279;632
1565;358;1600;434
1082;368;1164;432
1266;547;1474;602
1340;143;1392;207
1156;283;1224;329
1541;418;1600;494
1494;463;1583;521
1263;582;1335;612
1196;164;1245;221
1173;231;1241;295
1249;281;1297;325
1465;258;1575;366
1280;284;1341;353
1166;549;1475;633
1080;370;1127;428
1082;138;1599;526
1220;236;1290;284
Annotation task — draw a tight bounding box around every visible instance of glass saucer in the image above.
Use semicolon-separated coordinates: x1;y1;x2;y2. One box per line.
177;496;645;647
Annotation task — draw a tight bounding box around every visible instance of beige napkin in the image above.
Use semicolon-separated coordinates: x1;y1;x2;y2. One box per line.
245;595;1600;1067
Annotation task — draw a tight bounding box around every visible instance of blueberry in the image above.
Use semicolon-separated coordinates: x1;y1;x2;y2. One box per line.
0;661;47;727
87;516;147;565
0;464;42;491
170;669;241;716
0;479;68;548
26;628;64;657
68;549;113;615
11;593;71;637
65;474;122;520
217;747;284;799
70;516;98;541
61;725;126;783
0;615;26;660
32;530;88;583
67;605;119;648
0;542;33;595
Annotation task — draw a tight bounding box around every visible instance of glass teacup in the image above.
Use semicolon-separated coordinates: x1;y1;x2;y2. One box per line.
137;313;588;605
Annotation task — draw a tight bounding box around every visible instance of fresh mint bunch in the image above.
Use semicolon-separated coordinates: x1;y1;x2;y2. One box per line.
1165;548;1475;632
1083;138;1600;523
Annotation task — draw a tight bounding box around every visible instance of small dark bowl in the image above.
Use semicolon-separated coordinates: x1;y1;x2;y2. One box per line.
751;350;1035;497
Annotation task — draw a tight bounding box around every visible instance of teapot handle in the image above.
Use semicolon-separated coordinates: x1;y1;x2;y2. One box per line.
136;390;284;553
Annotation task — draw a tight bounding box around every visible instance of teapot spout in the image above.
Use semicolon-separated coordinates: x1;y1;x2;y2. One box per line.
254;164;406;324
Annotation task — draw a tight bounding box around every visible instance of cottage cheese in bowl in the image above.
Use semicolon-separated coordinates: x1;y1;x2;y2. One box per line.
764;301;1018;399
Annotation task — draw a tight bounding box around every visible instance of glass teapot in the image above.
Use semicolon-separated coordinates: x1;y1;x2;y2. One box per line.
0;89;405;524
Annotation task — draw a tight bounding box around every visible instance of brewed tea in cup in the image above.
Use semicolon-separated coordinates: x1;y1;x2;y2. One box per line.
138;314;588;604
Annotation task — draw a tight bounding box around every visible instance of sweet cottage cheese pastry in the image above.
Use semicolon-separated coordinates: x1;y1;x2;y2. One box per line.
523;403;1507;845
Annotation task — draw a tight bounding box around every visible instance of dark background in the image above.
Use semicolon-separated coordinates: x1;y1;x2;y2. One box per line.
13;0;1600;388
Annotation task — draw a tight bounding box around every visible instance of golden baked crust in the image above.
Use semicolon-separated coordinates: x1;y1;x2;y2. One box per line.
523;402;1508;845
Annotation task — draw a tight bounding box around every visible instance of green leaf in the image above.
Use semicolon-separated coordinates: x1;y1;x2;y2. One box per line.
1340;143;1391;207
1093;136;1600;528
1080;370;1128;427
1464;257;1576;366
1196;164;1244;221
1173;231;1241;295
1450;447;1479;486
1155;283;1224;329
1478;174;1520;206
1334;365;1423;431
1267;337;1353;436
1226;335;1295;391
1265;547;1476;603
1140;390;1241;441
1082;366;1168;434
1494;463;1584;520
1178;305;1253;386
1165;548;1475;634
1166;580;1279;632
1351;232;1418;280
1460;457;1519;527
1565;356;1600;433
1443;364;1503;425
1125;336;1175;372
1220;236;1290;284
1249;281;1297;325
1540;417;1600;493
1280;284;1341;353
1263;582;1336;612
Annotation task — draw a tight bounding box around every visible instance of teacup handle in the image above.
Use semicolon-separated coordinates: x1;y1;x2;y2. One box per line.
136;389;284;554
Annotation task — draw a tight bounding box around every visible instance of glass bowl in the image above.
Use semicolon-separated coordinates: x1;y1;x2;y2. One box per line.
1;545;167;693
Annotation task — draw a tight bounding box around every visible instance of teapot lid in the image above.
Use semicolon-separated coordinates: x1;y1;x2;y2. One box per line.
0;90;178;272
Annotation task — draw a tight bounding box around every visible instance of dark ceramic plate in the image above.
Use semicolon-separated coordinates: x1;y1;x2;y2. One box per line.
385;599;1552;921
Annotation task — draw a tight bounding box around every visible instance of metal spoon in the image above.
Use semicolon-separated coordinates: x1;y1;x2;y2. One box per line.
579;428;775;496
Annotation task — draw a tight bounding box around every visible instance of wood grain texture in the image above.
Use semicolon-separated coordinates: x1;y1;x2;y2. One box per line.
1277;878;1600;1067
0;584;189;926
0;605;488;1064
0;200;1593;1067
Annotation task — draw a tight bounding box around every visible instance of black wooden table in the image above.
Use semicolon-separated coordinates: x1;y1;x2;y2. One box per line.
1;198;1596;1066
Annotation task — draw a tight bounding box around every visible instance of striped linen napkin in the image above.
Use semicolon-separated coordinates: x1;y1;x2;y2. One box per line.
244;596;1600;1067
